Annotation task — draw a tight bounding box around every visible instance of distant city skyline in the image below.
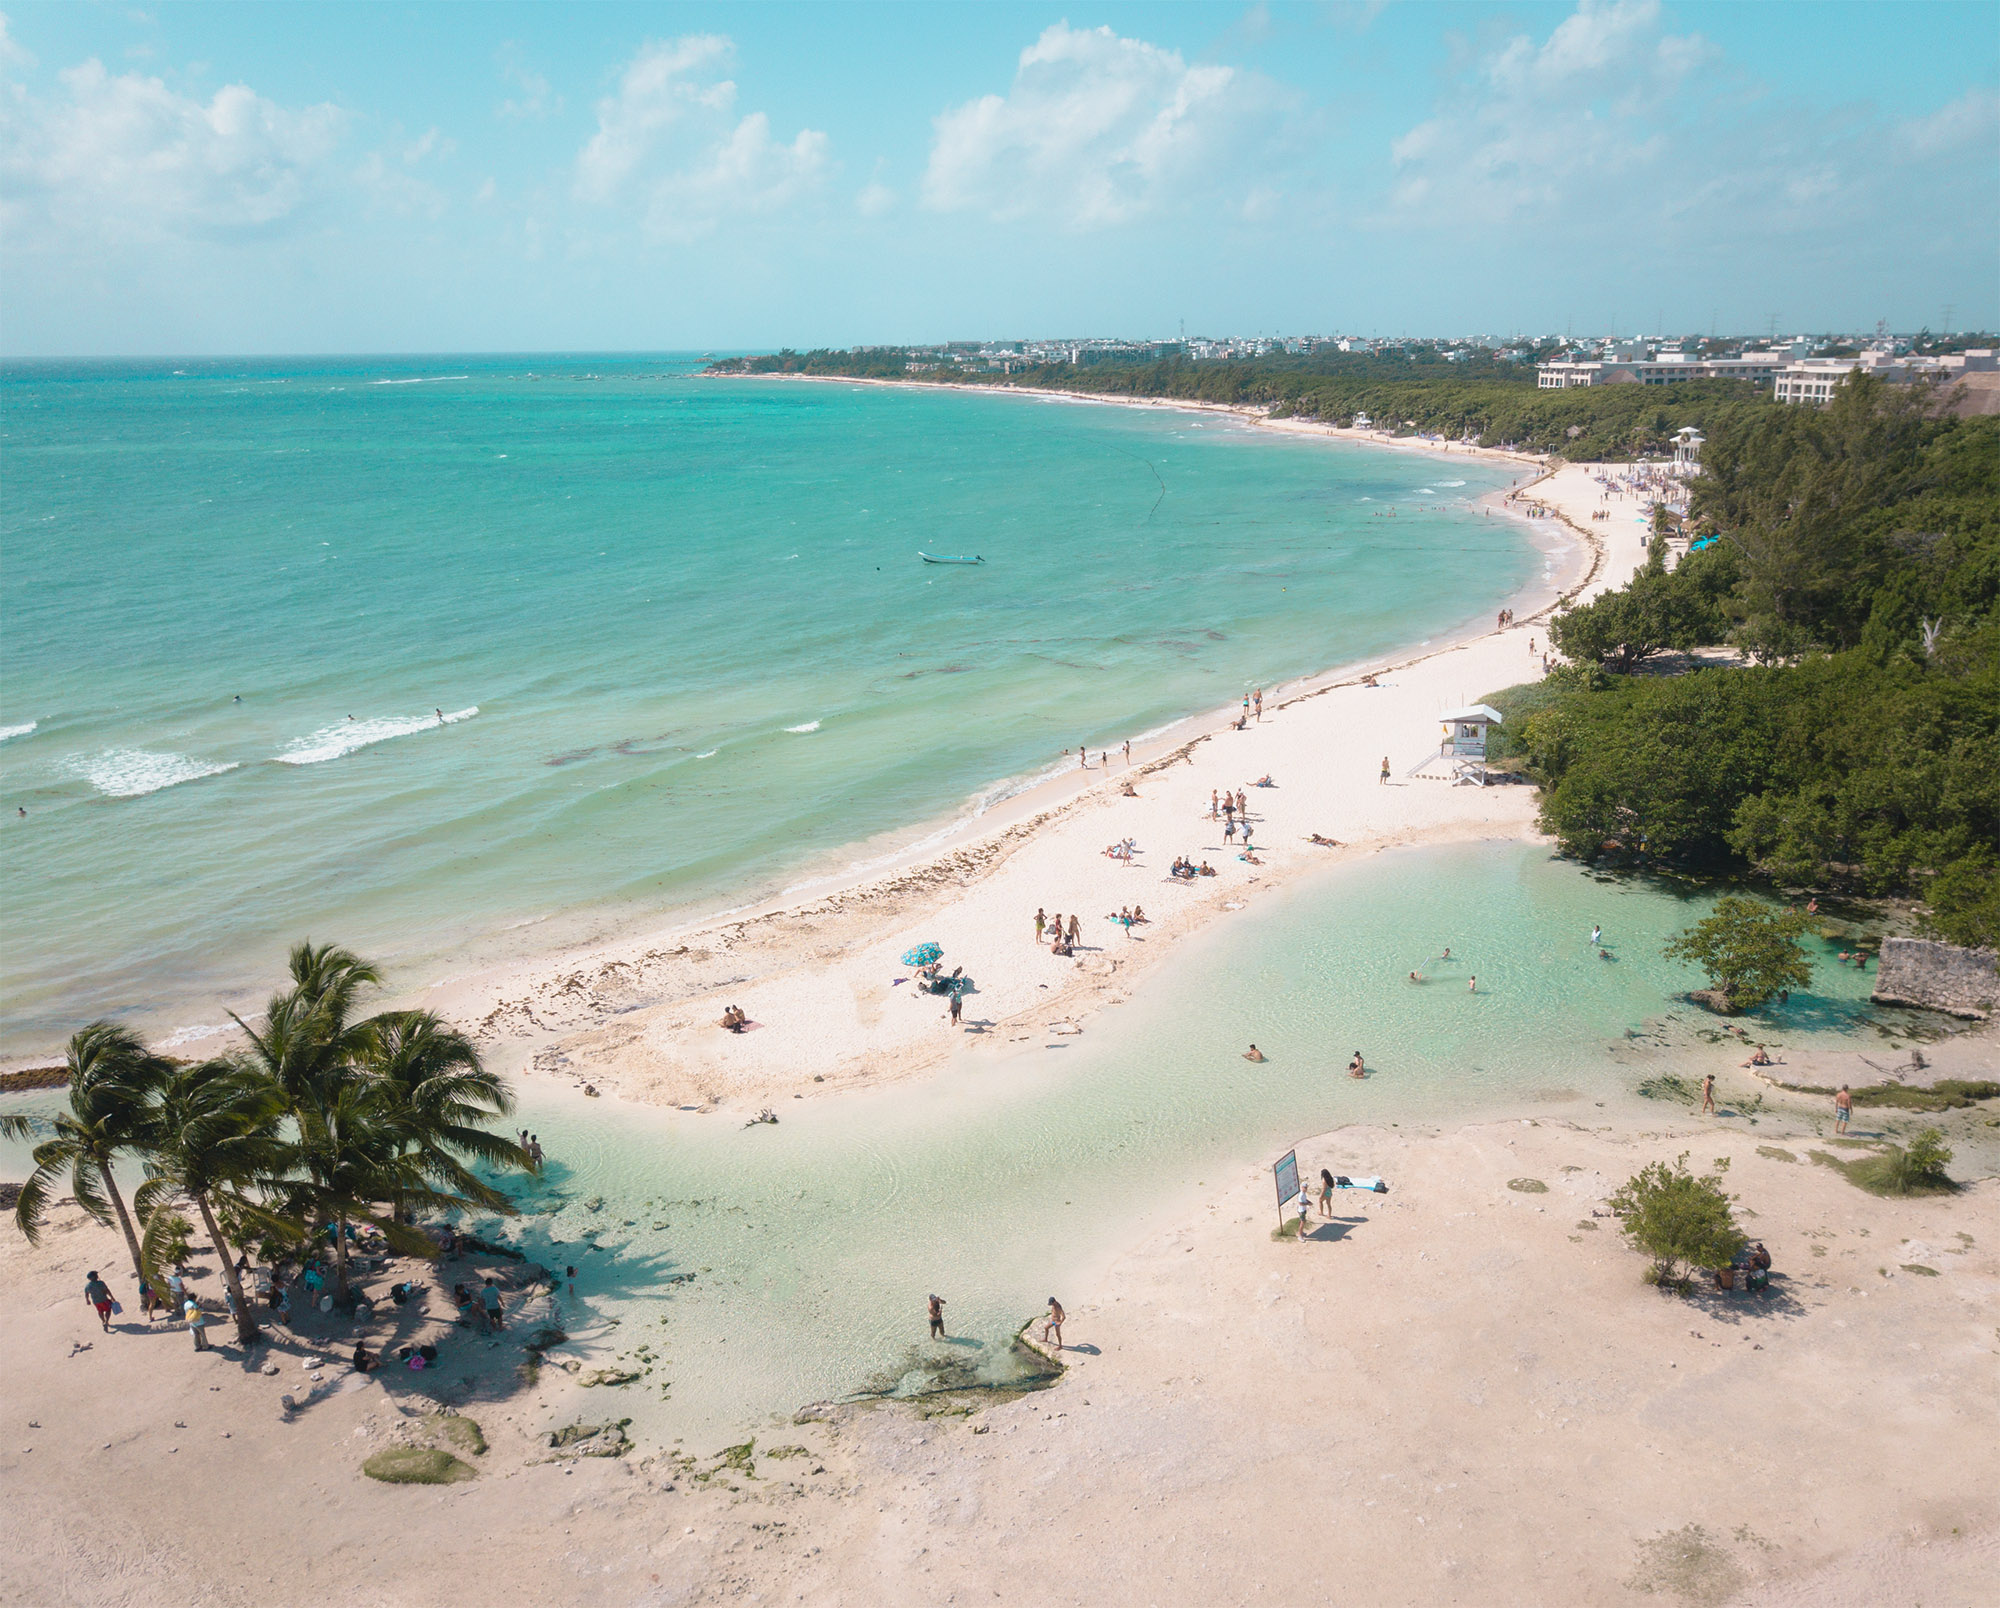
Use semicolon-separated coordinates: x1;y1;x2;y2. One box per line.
2;0;1995;356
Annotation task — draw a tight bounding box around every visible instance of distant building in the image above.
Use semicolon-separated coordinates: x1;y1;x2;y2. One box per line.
1773;349;1997;405
1538;352;1787;389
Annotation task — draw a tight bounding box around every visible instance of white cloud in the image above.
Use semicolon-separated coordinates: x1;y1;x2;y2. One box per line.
1894;87;2000;159
497;50;561;122
1386;0;1712;222
1;57;344;241
856;180;896;217
922;22;1297;228
574;35;826;237
0;13;36;71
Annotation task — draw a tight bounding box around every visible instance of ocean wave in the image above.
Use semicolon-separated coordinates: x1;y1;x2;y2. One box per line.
0;720;36;743
1437;480;1467;487
368;375;470;386
784;721;821;734
158;1021;237;1050
73;749;240;798
277;706;478;766
694;749;718;759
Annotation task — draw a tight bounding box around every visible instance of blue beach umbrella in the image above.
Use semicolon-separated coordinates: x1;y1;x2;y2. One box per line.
901;942;943;967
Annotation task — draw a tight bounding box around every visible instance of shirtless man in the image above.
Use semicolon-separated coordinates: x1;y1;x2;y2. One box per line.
927;1293;947;1340
1043;1297;1065;1348
1834;1085;1852;1133
1242;1044;1267;1062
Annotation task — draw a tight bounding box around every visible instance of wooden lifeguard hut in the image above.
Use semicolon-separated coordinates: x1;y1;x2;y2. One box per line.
1434;703;1504;785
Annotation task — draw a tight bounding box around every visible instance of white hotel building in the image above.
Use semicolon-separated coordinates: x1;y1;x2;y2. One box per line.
1537;352;1789;389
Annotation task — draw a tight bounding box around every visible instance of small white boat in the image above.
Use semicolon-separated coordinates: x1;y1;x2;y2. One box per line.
918;552;984;565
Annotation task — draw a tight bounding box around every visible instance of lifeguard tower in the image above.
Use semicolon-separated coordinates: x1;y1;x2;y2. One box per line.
1413;703;1505;785
1352;412;1373;431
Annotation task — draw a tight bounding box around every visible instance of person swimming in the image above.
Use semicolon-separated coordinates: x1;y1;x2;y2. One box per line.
1243;1044;1266;1062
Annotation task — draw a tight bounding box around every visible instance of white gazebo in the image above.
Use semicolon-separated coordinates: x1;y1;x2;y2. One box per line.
1672;426;1704;476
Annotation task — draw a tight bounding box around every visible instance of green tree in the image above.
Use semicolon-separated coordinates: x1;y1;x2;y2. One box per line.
10;1023;172;1278
1663;896;1814;1012
1609;1152;1747;1289
136;1058;292;1345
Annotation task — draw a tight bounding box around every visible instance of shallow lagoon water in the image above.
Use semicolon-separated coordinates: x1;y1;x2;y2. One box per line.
0;840;1915;1445
446;841;1900;1444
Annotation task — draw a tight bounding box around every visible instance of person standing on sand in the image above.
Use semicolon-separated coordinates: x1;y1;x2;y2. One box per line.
1380;756;1390;785
1077;746;1088;770
1835;1085;1852;1133
1225;818;1236;846
1123;739;1130;764
185;1298;210;1351
948;990;962;1027
1035;908;1046;944
1319;1169;1336;1217
928;1293;947;1339
84;1272;115;1332
1066;914;1080;946
482;1278;504;1331
1701;1073;1717;1114
1043;1298;1065;1348
1295;1189;1312;1241
1210;789;1219;820
1254;688;1263;720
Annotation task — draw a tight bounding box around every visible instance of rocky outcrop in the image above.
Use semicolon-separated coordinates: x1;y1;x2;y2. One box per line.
1872;938;1998;1019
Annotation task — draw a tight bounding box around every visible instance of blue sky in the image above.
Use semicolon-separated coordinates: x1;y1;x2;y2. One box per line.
2;1;1995;354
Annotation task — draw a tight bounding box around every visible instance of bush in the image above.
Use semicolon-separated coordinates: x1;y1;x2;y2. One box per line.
1821;1128;1959;1196
1664;896;1814;1011
1609;1152;1747;1289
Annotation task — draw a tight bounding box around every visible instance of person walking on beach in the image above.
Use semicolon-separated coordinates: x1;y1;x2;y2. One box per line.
1379;756;1390;785
481;1278;504;1331
927;1293;946;1340
185;1298;210;1352
1067;914;1080;946
948;989;962;1027
84;1272;115;1332
1701;1073;1717;1114
1254;688;1263;721
1225;818;1236;846
1834;1085;1852;1133
1043;1297;1065;1348
1035;907;1046;944
1123;739;1130;764
1210;789;1219;820
1077;745;1088;770
1295;1188;1312;1241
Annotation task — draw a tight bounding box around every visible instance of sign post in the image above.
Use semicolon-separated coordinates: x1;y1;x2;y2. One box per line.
1273;1149;1300;1234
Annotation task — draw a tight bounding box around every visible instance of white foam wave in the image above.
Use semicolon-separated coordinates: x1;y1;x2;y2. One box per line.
74;749;239;798
158;1021;237;1050
368;375;469;386
784;721;820;734
694;749;718;759
0;720;36;743
1437;480;1467;487
278;706;478;766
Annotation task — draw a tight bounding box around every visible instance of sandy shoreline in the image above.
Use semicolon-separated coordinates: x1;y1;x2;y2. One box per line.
12;401;1620;1116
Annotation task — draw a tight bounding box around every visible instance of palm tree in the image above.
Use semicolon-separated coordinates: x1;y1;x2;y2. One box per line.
358;1009;527;1205
135;1058;291;1346
230;941;381;1109
11;1023;172;1278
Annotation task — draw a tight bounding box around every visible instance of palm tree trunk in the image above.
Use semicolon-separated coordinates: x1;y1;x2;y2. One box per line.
333;1212;351;1301
193;1193;260;1346
94;1153;147;1282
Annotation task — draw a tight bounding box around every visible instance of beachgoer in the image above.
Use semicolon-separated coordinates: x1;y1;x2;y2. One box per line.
1379;756;1390;785
928;1293;946;1340
566;1265;577;1296
85;1272;114;1331
1295;1189;1312;1241
1043;1297;1065;1348
1243;1044;1266;1062
1408;970;1423;983
1468;975;1477;993
1225;819;1236;844
1241;826;1253;851
1834;1085;1852;1133
948;990;962;1026
1077;746;1087;770
1591;924;1601;946
1349;1051;1366;1079
1441;948;1451;961
1132;904;1145;923
167;1269;186;1311
1035;908;1046;943
481;1278;504;1331
528;1136;544;1166
1701;1073;1716;1114
1254;689;1262;720
436;708;443;723
352;1342;376;1373
138;1274;157;1321
1210;789;1219;819
1067;914;1079;945
1319;1168;1335;1217
186;1299;210;1351
1236;789;1246;815
1123;739;1130;763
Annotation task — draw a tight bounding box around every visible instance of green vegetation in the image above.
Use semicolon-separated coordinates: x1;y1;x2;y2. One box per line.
433;1414;487;1457
1506;1177;1549;1193
1518;382;1999;944
707;347;1769;461
1609;1152;1747;1290
10;942;530;1346
1663;897;1815;1012
1848;1079;2000;1111
362;1447;478;1485
1812;1128;1958;1196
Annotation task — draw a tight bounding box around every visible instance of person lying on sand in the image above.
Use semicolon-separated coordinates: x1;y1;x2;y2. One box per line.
1254;775;1274;787
1240;851;1262;864
1243;1045;1266;1062
1360;674;1379;687
1307;834;1340;846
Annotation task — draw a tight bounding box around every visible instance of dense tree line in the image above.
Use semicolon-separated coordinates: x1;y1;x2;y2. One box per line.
705;347;1770;462
1517;380;1999;945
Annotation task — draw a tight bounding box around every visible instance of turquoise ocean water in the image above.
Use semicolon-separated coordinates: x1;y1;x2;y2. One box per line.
0;356;1533;1048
